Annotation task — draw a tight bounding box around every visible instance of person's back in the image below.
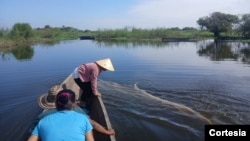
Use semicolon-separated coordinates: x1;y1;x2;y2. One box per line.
28;89;94;141
36;111;91;141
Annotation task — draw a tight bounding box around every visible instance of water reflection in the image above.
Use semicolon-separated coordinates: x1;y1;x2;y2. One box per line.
0;41;61;61
11;45;34;60
0;44;34;61
240;48;250;63
1;40;250;64
94;39;170;48
37;40;61;46
1;39;250;141
197;40;250;64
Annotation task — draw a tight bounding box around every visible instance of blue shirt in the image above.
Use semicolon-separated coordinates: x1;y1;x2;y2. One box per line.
32;110;93;141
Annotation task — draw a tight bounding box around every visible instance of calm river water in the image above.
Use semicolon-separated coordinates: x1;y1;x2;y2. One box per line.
0;39;250;141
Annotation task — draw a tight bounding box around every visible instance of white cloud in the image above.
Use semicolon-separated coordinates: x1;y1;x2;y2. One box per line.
76;0;250;30
92;0;250;29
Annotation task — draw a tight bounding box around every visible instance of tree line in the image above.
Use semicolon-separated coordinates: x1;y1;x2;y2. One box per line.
0;11;250;47
197;12;250;39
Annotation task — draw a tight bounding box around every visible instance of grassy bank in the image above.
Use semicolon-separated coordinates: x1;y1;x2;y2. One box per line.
0;26;85;49
93;27;213;40
1;26;247;49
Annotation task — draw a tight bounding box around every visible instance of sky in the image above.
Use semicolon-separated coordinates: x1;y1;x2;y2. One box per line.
0;0;250;30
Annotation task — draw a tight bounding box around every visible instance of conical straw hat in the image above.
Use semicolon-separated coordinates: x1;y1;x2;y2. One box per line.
38;85;62;109
95;58;115;71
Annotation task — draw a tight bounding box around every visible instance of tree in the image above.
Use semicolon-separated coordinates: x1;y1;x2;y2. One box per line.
238;14;250;38
197;12;239;38
10;23;33;40
44;25;51;29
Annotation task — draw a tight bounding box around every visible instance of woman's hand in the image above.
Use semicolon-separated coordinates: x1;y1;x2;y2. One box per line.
95;92;101;97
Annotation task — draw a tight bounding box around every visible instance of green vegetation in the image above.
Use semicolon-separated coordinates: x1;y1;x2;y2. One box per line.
0;24;213;49
33;25;86;40
197;12;250;39
1;11;250;49
94;27;213;41
0;23;86;49
10;23;33;40
239;14;250;38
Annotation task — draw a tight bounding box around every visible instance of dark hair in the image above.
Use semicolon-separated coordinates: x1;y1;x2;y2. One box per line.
56;89;76;110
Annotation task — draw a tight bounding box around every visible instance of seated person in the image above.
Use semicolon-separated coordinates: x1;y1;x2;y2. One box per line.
28;89;94;141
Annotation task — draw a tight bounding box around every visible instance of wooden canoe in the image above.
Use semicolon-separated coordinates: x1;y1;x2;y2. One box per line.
48;74;116;141
79;36;95;40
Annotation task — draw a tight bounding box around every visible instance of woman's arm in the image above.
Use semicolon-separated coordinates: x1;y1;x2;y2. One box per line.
27;135;39;141
90;119;115;135
86;130;94;141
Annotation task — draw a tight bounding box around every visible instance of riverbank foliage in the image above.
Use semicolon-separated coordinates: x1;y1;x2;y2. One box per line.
94;27;213;41
1;11;250;49
0;24;214;49
0;24;87;49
